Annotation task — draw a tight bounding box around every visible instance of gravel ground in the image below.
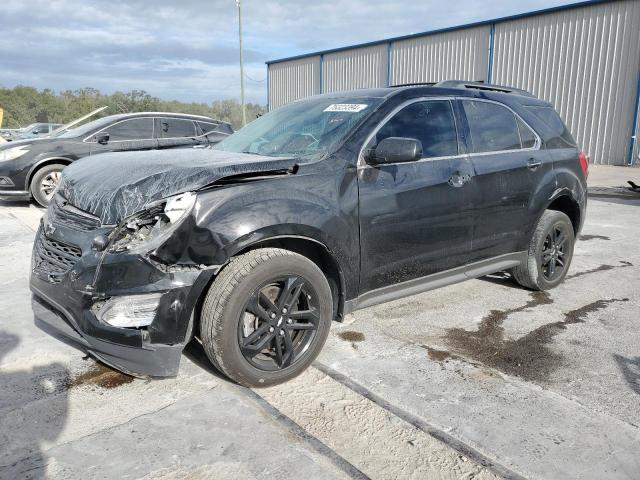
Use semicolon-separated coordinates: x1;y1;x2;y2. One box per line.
0;166;638;479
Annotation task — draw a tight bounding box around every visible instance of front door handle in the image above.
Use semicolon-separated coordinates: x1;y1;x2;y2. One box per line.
448;172;472;188
527;158;543;170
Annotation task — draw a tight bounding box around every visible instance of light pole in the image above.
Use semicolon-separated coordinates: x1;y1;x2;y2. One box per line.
236;0;247;127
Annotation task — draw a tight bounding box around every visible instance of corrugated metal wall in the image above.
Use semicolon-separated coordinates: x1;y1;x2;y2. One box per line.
268;56;321;109
391;26;491;85
492;0;640;165
323;44;389;93
267;0;640;165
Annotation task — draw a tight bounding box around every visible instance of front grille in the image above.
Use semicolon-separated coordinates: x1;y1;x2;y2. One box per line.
33;229;82;280
50;196;101;231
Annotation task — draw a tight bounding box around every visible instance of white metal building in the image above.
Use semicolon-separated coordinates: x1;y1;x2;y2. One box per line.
266;0;640;166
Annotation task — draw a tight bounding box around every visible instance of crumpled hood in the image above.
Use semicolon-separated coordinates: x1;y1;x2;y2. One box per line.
58;148;297;225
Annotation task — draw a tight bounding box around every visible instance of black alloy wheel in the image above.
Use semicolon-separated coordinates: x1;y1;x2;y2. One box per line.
239;275;320;371
511;209;575;290
540;222;570;281
200;248;333;387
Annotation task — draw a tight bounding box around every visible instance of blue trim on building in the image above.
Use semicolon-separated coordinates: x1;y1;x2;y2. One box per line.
487;23;496;83
628;69;640;165
266;0;614;65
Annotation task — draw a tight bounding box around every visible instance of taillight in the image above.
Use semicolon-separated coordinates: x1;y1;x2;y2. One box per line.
578;152;589;179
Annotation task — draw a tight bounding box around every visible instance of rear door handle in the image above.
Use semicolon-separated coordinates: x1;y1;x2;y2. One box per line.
448;172;472;188
527;158;543;170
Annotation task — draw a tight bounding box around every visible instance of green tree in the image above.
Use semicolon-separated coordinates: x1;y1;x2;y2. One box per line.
0;85;266;130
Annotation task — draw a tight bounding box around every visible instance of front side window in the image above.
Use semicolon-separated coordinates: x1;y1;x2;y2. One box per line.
155;118;197;138
102;118;153;141
463;100;522;153
214;96;385;158
198;121;232;135
371;100;458;158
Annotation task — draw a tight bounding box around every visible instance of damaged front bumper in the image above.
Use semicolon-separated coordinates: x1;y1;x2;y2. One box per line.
29;212;215;377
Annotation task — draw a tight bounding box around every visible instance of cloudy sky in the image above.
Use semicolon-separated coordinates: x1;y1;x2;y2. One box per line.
1;0;574;105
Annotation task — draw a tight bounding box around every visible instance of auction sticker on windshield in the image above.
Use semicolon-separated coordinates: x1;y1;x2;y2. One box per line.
324;104;368;112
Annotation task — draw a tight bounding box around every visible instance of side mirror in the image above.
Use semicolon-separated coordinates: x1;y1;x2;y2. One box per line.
205;132;228;144
96;132;110;145
368;137;423;165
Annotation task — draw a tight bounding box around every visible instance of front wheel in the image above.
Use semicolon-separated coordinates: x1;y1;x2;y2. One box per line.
511;210;575;290
200;248;333;387
31;163;65;207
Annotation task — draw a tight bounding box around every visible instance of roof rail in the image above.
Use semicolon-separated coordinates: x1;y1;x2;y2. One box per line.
434;80;534;97
391;82;437;88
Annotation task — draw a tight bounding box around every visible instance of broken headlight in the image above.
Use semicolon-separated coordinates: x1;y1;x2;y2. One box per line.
109;192;196;254
93;293;163;328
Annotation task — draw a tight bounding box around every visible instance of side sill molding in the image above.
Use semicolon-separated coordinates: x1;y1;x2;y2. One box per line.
345;252;526;314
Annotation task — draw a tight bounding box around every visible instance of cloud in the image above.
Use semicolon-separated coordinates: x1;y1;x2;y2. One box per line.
0;0;569;104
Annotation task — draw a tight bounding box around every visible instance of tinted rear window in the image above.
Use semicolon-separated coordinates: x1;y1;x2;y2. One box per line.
155;118;196;138
463;100;521;153
525;106;576;148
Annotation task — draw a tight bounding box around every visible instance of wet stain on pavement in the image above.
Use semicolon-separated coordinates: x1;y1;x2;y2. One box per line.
579;234;610;241
71;363;134;389
444;292;628;382
422;346;454;362
565;260;633;280
338;331;365;342
338;330;365;350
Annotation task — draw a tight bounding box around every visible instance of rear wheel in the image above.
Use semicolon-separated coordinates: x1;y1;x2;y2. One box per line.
31;163;65;207
511;210;575;290
200;248;333;387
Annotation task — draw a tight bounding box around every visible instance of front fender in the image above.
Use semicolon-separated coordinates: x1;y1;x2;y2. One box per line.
24;155;74;189
153;172;360;298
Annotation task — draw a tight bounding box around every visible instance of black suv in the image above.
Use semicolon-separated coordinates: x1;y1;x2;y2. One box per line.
31;81;588;387
0;112;232;206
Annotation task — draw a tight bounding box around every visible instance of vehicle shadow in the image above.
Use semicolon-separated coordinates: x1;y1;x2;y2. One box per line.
0;199;35;208
0;330;70;479
614;354;640;396
479;271;531;291
182;339;235;384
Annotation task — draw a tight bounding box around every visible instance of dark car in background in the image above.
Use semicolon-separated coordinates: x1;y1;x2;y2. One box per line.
30;81;587;387
0;122;64;142
0;112;233;206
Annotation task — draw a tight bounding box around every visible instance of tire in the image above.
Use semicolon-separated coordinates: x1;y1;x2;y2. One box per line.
511;210;575;290
200;248;333;387
30;163;65;207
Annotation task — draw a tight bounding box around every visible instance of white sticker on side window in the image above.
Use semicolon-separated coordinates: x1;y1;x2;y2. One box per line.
324;104;368;113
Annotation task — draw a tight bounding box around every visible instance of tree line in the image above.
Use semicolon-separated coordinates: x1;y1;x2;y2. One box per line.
0;86;266;130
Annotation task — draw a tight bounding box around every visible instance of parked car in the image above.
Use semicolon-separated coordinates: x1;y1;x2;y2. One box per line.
31;81;587;387
0;112;232;206
0;122;64;142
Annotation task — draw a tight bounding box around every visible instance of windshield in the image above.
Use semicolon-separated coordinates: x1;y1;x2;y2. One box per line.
53;116;114;138
214;96;384;157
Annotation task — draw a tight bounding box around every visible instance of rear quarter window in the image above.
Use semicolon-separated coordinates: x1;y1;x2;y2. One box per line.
524;106;576;148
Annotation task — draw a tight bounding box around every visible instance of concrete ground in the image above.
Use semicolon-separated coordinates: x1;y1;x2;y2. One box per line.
0;165;639;479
